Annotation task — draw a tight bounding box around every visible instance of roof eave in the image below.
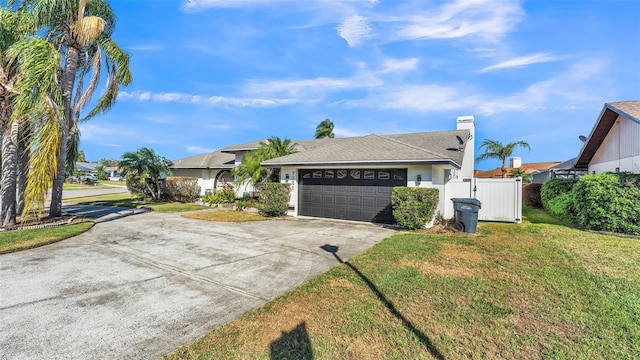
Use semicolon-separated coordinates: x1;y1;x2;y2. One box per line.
262;159;461;169
575;104;618;169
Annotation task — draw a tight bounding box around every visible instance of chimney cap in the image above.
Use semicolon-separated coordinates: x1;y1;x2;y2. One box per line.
456;115;475;123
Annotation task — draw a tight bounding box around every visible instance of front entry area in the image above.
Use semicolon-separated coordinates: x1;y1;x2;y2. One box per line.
298;169;407;223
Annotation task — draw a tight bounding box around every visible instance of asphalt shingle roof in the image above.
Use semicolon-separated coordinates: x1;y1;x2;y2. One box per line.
170;150;235;169
261;130;470;167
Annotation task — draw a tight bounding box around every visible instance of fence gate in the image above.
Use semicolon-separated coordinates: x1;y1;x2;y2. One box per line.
473;178;522;223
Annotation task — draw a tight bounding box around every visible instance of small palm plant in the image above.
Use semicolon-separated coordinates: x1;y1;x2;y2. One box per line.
476;139;531;178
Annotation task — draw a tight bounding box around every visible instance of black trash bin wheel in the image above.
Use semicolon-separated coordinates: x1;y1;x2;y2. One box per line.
453;222;465;232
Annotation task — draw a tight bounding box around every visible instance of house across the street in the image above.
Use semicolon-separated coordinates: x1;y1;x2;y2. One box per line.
172;116;478;223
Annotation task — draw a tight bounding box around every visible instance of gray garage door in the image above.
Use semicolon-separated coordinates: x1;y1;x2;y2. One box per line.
299;169;407;223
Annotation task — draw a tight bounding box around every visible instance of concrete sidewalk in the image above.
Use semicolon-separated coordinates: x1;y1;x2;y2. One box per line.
0;206;395;359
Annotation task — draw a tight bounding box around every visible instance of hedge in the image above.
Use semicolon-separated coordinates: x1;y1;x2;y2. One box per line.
540;178;577;211
571;173;640;235
391;187;439;230
255;183;291;217
164;177;200;203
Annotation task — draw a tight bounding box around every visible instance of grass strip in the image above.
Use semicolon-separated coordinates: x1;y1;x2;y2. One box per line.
183;210;269;222
64;193;209;213
0;219;94;254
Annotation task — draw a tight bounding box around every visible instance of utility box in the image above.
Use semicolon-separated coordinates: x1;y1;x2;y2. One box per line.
451;198;482;233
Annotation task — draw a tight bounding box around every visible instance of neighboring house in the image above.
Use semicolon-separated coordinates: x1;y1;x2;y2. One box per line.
575;100;640;174
531;158;587;184
475;159;561;179
173;116;476;223
170;151;235;194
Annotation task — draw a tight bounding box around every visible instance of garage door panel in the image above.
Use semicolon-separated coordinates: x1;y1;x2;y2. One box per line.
299;168;407;223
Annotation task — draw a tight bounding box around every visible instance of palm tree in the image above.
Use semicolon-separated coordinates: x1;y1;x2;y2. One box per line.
119;147;172;201
509;167;532;183
476;139;531;178
233;136;298;185
314;119;335;139
0;4;59;225
24;0;132;217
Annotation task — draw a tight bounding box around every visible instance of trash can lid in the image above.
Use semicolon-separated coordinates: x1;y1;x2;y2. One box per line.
451;198;482;205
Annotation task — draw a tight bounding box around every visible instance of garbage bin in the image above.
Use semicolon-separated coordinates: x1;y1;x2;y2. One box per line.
451;198;482;233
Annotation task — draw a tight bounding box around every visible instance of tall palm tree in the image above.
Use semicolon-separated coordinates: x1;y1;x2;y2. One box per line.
314;119;335;139
476;139;531;178
0;4;58;225
24;0;132;217
119;147;172;201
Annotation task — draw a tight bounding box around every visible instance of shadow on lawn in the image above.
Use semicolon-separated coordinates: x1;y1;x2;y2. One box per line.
321;244;446;360
270;321;313;360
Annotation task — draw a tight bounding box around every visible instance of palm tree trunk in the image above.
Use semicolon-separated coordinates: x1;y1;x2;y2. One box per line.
16;121;30;214
49;47;79;218
1;106;19;226
501;159;507;178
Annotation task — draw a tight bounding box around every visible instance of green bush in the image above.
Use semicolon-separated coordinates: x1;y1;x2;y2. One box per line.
541;178;578;211
255;183;291;217
571;173;640;235
164;177;200;203
391;187;439;230
545;192;574;221
202;187;236;204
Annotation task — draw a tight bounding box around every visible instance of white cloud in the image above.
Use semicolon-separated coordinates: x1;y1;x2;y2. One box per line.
478;53;567;72
333;127;368;137
377;58;419;74
391;0;523;42
186;145;215;153
244;72;382;96
337;15;372;47
118;91;299;107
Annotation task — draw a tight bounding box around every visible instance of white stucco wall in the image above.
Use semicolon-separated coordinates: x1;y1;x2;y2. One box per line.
280;167;298;216
590;114;640;174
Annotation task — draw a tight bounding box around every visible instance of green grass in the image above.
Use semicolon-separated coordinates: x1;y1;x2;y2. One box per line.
64;193;209;213
63;182;110;190
167;209;640;359
183;210;269;222
0;219;94;254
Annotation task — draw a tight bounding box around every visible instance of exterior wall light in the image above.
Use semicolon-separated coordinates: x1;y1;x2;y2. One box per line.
416;174;422;184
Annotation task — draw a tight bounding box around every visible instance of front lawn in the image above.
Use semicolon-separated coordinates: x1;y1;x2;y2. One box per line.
0;219;94;254
65;193;208;213
183;210;269;222
167;207;640;359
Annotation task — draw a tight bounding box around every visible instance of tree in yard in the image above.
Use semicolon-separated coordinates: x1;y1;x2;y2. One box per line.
94;164;107;180
232;136;298;185
119;147;172;201
314;119;335;139
0;5;59;225
510;167;532;183
23;0;132;217
476;139;531;178
77;149;86;162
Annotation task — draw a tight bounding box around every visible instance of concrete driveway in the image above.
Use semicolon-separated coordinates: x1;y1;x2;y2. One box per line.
0;206;395;359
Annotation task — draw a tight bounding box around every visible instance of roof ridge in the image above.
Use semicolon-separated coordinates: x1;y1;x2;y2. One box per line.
378;133;451;159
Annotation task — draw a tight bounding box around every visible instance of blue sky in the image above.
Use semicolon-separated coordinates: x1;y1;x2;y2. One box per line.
80;0;640;170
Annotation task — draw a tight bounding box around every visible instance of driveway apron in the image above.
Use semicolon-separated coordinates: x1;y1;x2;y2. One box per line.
0;206;395;359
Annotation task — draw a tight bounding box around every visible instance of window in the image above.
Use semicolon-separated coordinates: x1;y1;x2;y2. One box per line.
393;173;405;180
325;170;334;178
337;170;347;179
302;172;311;179
313;171;322;179
378;171;390;180
350;170;361;179
364;170;375;179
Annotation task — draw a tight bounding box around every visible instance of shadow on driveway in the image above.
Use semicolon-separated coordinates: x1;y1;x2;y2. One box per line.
62;204;150;223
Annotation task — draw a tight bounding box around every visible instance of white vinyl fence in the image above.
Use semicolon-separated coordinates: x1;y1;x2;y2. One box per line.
472;178;522;223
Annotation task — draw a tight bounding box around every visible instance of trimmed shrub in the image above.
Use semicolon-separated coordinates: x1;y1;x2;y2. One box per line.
523;183;543;208
392;187;439;230
541;178;578;211
255;183;291;217
202;187;236;204
164;177;200;203
571;173;640;235
545;192;573;221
